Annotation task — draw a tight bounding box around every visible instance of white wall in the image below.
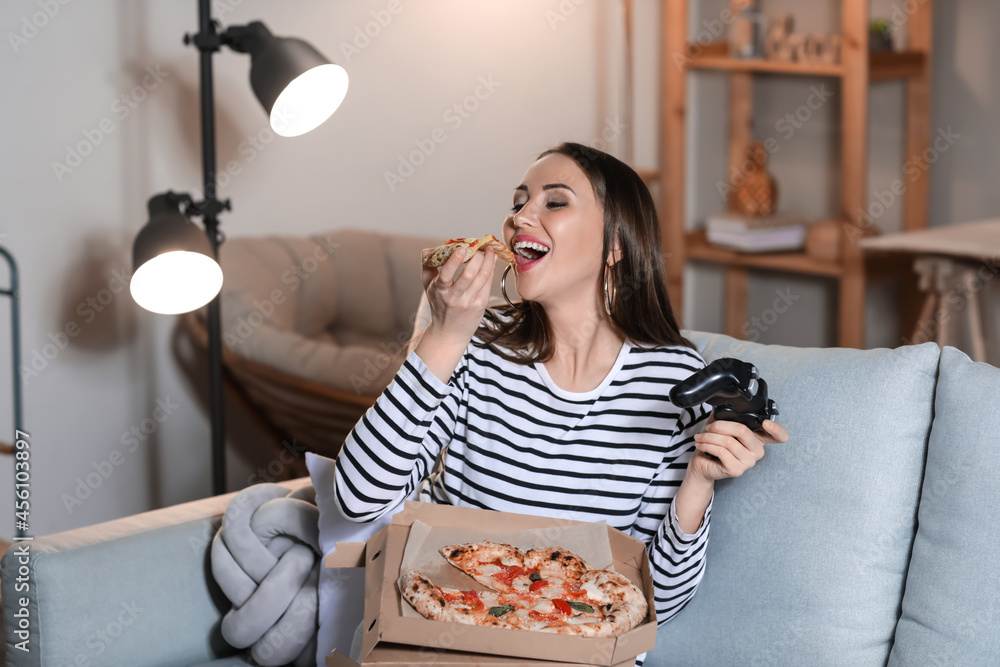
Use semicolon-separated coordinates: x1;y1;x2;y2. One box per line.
0;0;996;536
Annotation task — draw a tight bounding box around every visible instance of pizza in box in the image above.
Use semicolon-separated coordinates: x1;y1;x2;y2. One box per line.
400;541;647;637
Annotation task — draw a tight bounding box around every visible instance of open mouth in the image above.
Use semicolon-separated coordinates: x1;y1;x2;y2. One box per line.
513;240;550;268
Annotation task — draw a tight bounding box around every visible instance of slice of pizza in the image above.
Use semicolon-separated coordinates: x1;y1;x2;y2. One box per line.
439;541;528;594
423;234;515;268
440;542;592;595
400;570;528;630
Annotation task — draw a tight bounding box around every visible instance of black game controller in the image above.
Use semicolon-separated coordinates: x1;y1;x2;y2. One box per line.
669;358;779;433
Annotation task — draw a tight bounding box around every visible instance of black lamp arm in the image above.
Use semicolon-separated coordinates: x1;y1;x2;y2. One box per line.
148;191;194;217
184;21;271;57
183;20;223;53
220;22;272;56
186;196;232;222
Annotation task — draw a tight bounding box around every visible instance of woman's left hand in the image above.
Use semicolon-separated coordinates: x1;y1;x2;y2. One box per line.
689;418;790;482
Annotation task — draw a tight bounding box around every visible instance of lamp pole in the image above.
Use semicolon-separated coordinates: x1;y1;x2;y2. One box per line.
188;0;230;496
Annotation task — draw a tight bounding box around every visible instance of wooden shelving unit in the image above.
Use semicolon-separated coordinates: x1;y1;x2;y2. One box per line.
650;0;933;348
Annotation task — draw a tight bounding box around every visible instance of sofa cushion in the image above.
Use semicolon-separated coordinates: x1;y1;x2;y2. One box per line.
650;332;940;666
888;346;1000;666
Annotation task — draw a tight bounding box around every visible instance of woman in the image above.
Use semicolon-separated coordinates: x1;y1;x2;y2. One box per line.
334;142;788;647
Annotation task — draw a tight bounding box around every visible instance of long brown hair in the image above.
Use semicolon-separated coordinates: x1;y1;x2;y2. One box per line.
476;142;693;363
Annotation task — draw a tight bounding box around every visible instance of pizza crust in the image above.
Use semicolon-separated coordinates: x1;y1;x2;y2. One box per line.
440;541;525;592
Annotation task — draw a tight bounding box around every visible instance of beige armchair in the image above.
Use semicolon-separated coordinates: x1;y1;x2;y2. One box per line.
179;228;505;466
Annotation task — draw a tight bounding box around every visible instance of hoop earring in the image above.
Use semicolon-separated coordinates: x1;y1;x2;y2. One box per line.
501;264;528;310
604;266;615;316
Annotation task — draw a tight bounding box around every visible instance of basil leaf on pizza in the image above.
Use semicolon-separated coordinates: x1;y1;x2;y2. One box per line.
488;605;516;617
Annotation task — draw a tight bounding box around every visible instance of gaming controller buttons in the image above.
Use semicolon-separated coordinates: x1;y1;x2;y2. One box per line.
747;377;759;398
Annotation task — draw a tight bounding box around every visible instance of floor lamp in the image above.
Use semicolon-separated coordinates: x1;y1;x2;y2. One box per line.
130;1;348;496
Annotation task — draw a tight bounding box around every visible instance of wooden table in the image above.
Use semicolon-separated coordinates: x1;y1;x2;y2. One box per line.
861;219;1000;361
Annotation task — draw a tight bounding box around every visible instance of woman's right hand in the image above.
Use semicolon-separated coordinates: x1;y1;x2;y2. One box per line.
415;245;497;382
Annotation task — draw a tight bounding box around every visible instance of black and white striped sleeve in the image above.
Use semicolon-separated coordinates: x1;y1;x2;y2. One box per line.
640;401;713;626
334;350;465;522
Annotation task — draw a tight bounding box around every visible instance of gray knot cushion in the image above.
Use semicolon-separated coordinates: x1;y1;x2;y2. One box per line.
211;483;321;667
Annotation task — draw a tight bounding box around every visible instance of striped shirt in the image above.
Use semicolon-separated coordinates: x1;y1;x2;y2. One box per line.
334;335;713;634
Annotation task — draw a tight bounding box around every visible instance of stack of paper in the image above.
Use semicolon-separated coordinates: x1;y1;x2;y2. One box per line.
705;212;809;252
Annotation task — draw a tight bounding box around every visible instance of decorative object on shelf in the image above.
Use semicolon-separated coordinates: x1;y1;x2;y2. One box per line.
819;34;842;64
765;13;794;61
869;18;893;52
706;212;809;253
765;13;841;65
732;141;777;217
730;4;765;59
804;219;843;262
129;0;348;496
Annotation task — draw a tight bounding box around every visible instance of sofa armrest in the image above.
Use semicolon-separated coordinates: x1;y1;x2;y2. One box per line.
1;478;311;667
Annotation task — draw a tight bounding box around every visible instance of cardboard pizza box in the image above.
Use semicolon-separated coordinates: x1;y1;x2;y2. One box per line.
325;501;657;666
325;646;638;666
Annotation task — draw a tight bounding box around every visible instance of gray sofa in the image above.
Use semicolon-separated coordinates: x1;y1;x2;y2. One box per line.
4;331;999;666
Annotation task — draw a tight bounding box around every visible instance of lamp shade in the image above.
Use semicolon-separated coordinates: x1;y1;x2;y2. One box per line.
131;193;223;315
242;22;349;137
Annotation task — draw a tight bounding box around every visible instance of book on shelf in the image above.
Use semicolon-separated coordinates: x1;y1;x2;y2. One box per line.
704;212;809;253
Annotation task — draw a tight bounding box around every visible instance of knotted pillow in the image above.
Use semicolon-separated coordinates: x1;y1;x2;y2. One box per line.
211;483;321;667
